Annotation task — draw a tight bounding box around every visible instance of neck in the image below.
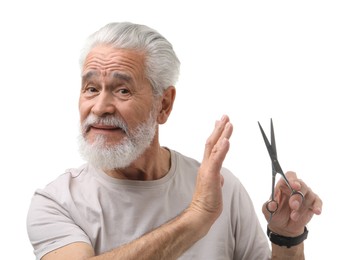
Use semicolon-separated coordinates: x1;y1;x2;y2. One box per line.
104;143;171;181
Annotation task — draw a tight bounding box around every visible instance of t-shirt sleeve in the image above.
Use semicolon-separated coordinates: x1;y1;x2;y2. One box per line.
27;190;91;260
232;177;271;259
220;168;270;259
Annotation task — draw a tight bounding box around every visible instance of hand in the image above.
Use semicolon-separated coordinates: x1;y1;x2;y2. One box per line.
189;115;233;224
263;171;323;237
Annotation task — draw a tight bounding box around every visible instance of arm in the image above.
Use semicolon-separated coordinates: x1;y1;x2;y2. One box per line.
42;209;213;260
271;243;304;260
262;171;323;259
42;116;233;260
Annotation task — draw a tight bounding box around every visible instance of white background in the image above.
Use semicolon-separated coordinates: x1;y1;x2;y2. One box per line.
0;0;351;259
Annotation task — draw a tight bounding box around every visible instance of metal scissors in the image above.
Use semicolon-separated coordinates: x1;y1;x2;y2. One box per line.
258;119;304;222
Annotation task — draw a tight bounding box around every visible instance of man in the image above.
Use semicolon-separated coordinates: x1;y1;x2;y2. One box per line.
27;22;322;259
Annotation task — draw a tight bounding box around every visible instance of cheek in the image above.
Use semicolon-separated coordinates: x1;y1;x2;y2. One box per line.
121;106;149;130
79;100;91;122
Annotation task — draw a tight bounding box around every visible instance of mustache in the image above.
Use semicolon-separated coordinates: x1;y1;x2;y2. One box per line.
81;114;128;134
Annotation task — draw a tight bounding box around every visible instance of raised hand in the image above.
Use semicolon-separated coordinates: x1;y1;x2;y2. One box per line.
189;115;233;225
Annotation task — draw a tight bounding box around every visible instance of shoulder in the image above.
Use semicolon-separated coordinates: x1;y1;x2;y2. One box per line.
27;164;93;258
38;164;89;196
221;167;242;188
172;149;201;168
170;149;243;189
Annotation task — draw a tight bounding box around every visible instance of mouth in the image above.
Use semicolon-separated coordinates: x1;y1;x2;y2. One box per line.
82;114;129;137
87;124;126;134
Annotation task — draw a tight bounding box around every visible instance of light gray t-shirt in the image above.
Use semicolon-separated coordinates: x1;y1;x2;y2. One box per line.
27;149;270;259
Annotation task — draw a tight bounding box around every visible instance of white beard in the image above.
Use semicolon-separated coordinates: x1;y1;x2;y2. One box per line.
78;111;157;170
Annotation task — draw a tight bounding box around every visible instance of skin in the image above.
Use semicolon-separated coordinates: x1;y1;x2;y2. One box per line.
79;46;171;180
42;45;322;260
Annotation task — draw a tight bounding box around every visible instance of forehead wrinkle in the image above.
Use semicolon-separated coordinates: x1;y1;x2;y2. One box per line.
82;47;147;85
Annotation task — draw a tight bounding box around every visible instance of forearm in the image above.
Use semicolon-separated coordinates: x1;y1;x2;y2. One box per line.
271;243;304;260
89;209;211;260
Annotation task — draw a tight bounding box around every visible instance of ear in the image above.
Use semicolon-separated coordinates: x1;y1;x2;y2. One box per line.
157;86;176;124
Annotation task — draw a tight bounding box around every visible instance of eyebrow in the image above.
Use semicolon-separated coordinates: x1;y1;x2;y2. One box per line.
82;71;132;83
81;71;98;81
111;71;132;82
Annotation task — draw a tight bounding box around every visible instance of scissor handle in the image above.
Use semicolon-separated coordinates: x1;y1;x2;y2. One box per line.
265;199;279;214
290;190;305;201
266;190;305;222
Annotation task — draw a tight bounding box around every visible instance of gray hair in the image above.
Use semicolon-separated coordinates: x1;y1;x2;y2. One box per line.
79;22;180;96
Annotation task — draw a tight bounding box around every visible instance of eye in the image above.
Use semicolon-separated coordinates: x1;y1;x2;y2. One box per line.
82;84;99;97
114;87;132;99
87;86;99;93
117;88;130;95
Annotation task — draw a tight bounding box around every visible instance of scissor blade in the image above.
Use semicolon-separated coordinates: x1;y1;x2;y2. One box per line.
259;120;284;175
270;118;277;158
258;121;276;162
259;119;293;191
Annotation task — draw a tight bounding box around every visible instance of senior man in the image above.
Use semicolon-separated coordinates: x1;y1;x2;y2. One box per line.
27;22;322;260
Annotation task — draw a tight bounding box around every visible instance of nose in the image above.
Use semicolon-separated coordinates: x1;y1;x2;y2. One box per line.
91;91;116;117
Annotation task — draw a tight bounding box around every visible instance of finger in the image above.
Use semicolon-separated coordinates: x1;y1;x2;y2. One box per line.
298;186;323;215
262;188;282;220
287;177;312;210
203;115;230;159
276;171;303;209
206;135;231;174
289;192;304;211
203;115;232;160
278;171;299;189
311;194;323;215
289;180;323;222
266;200;279;213
274;172;298;194
288;179;307;211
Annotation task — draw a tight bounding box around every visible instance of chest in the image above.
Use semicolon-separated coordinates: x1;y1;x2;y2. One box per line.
73;182;194;253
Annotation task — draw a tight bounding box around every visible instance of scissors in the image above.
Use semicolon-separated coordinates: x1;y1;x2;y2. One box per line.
258;119;304;222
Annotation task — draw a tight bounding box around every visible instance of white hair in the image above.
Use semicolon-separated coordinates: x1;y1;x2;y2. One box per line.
79;22;180;96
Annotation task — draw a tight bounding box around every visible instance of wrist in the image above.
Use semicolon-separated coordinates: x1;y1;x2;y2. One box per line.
183;207;217;239
267;226;308;248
